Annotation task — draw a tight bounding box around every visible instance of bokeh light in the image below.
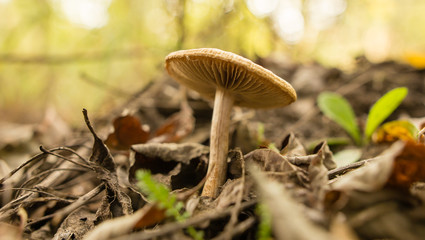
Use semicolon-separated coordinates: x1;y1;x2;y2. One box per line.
53;0;112;29
246;0;278;18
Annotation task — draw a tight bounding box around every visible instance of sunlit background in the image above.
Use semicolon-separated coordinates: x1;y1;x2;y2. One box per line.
1;0;424;125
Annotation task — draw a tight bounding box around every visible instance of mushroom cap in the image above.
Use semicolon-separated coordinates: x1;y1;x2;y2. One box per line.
165;48;297;109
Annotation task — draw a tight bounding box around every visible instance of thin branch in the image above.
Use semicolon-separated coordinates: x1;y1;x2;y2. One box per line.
0;48;145;65
0;151;47;185
111;200;257;240
328;158;377;180
40;146;93;170
18;167;87;191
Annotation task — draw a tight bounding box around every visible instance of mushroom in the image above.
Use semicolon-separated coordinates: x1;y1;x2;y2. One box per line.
165;48;297;198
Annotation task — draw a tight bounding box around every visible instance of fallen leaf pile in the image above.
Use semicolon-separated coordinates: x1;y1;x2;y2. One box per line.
1;58;425;239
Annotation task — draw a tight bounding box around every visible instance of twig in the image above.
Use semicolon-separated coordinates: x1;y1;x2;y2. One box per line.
48;146;91;165
0;158;79;221
40;146;93;170
0;48;146;65
328;158;377;180
0;151;47;185
110;200;257;240
18;167;87;191
0;187;74;200
25;183;106;228
51;183;106;227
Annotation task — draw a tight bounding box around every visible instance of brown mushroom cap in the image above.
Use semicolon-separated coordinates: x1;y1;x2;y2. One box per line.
165;48;297;108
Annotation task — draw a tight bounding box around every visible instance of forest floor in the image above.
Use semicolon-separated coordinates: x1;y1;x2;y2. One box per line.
1;55;425;240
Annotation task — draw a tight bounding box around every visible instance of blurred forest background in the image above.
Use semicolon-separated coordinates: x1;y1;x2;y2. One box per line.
1;0;425;126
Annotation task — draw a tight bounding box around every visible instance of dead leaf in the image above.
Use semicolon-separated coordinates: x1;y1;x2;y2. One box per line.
82;203;165;240
83;110;136;226
331;140;425;193
149;101;195;143
130;142;209;174
280;132;306;156
331;141;405;192
130;143;209;191
386;140;425;190
244;148;309;187
133;204;166;229
105;115;150;150
84;109;116;172
313;141;337;170
373;120;418;143
249;164;332;240
308;153;330;208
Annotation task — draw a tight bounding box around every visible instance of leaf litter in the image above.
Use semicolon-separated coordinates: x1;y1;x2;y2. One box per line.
1;57;425;239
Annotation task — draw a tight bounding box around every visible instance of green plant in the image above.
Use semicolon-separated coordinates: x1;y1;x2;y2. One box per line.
136;170;204;240
317;87;409;145
255;203;272;240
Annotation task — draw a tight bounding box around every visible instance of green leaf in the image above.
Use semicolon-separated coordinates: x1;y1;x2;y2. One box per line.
318;92;361;145
365;87;408;140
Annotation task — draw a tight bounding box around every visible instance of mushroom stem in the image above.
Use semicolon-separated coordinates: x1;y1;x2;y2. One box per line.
202;88;234;198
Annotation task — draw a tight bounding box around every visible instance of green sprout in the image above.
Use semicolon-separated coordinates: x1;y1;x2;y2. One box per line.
317;87;409;145
136;170;204;240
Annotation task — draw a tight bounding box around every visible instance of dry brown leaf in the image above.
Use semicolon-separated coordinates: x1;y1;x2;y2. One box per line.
82;203;164;240
372;120;417;143
244;148;309;186
386;140;425;190
331;141;425;193
130;143;209;190
130;143;208;174
105;115;149;150
280;132;306;156
133;204;166;229
249;164;332;240
150;101;195;143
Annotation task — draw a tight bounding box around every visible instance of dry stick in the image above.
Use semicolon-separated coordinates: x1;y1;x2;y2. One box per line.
40;146;93;170
18;168;87;191
50;183;106;227
328;158;377;180
48;146;92;165
13;147;92;198
24;196;74;205
0;151;85;221
0;151;47;185
0;48;151;64
26;183;106;228
0;187;73;199
110;200;257;240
